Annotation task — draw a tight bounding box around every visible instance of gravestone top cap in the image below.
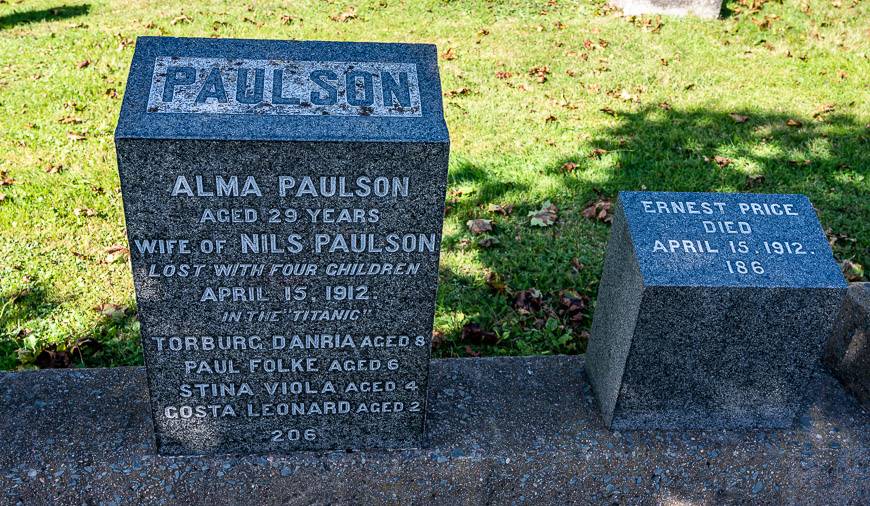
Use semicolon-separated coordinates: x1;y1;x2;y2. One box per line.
618;190;846;289
115;36;448;143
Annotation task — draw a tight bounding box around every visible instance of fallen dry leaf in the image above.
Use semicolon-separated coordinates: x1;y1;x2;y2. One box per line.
812;103;835;119
444;87;471;98
729;113;750;123
329;6;356;22
713;155;732;168
76;60;90;69
466;219;493;235
495;71;513;79
95;302;127;320
0;171;14;186
590;148;608;158
744;174;765;188
528;201;558;227
441;47;456;60
45;163;63;174
528;65;550;83
487;203;514;215
73;207;97;217
558;290;589;326
485;271;507;294
58;116;82;125
658;101;671;111
513;288;543;315
561;161;578;173
786;118;803;127
105;244;130;263
842;260;864;281
171;13;193;25
477;235;500;248
600;107;616;116
67;132;87;141
571;257;585;273
582;198;613;223
460;322;498;345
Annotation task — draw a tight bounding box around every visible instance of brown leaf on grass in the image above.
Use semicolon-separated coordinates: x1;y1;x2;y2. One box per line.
713;155;732;168
495;71;513;79
464;346;481;357
73;207;97;217
544;114;557;123
582;199;613;223
478;28;490;36
76;60;90;69
658;101;671;110
477;235;500;248
589;148;608;158
58;116;82;125
485;271;507;294
558;290;589;326
571;257;585;273
466;219;493;235
105;244;129;263
45;163;63;174
487;203;514;215
729;113;750;123
788;159;811;166
528;201;558;227
461;323;498;345
0;171;14;186
431;330;444;350
600;107;616;116
744;174;765;188
0;193;6;202
812;103;835;119
67;132;87;141
36;348;72;369
826;228;856;249
786;118;802;127
561;161;578;173
329;6;357;22
528;65;550;83
842;260;865;282
513;288;543;315
95;302;126;320
660;58;669;66
444;87;471;98
441;47;457;61
171;13;193;25
105;88;119;99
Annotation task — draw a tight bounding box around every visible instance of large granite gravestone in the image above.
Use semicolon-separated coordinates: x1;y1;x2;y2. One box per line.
586;191;847;430
115;37;449;454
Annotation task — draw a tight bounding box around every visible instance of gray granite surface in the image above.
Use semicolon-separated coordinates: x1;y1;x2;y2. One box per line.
115;37;449;454
826;283;870;409
587;192;847;430
610;0;724;19
1;356;867;505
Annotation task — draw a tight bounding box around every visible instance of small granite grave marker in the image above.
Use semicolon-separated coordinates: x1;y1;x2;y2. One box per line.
115;37;449;454
586;191;847;429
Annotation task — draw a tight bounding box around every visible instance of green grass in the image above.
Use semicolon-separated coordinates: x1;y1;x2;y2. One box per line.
0;0;867;370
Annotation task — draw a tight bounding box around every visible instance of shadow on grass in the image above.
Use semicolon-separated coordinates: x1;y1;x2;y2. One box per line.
436;105;869;357
0;4;90;30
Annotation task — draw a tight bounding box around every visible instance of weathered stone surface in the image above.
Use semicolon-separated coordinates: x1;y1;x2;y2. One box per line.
610;0;723;19
587;191;847;429
0;357;867;504
115;37;449;454
825;283;870;409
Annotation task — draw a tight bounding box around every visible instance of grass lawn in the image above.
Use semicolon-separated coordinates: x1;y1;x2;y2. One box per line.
0;0;867;370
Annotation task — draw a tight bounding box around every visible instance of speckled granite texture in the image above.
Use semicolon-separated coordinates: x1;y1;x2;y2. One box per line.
587;192;847;430
826;283;870;409
0;357;867;505
610;0;723;19
115;37;449;454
